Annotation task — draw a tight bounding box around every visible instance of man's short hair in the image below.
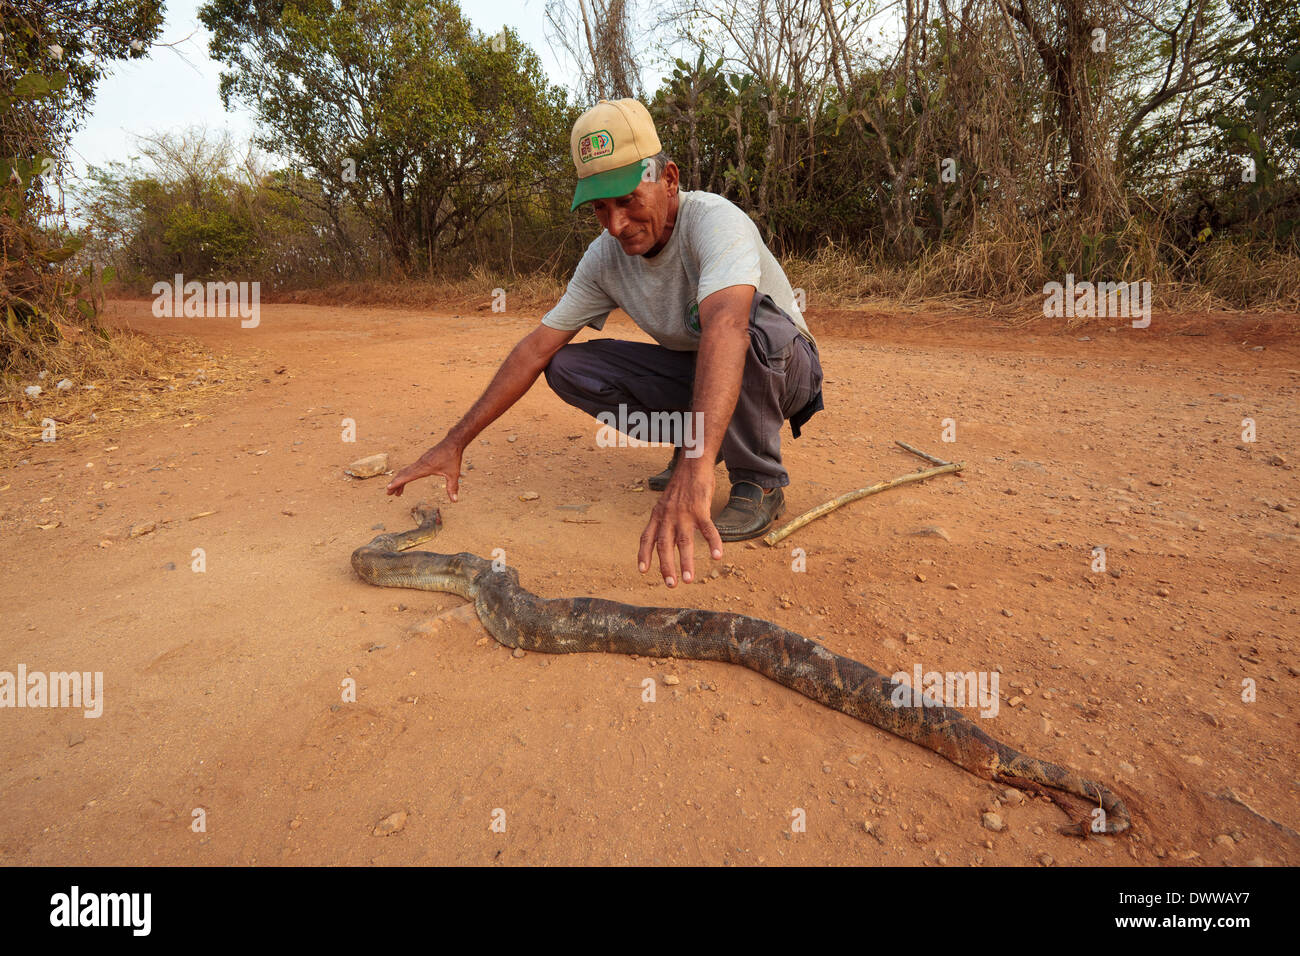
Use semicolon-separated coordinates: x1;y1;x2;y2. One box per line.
642;151;674;183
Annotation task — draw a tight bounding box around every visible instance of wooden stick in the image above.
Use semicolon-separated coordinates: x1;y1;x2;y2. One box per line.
895;440;952;466
763;455;963;547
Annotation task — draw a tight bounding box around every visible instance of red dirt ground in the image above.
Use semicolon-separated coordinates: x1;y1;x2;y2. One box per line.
1;299;1296;865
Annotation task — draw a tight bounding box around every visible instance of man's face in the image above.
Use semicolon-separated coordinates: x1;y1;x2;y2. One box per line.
590;161;680;256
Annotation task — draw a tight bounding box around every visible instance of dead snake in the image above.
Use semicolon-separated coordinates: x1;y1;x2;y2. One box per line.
352;504;1131;836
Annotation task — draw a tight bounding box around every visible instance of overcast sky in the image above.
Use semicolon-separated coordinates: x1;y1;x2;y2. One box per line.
67;0;575;183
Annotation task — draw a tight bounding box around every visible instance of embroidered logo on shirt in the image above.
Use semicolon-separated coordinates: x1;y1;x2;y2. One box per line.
578;130;614;163
685;301;701;334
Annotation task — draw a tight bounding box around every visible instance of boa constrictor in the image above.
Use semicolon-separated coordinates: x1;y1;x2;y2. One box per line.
352;505;1131;836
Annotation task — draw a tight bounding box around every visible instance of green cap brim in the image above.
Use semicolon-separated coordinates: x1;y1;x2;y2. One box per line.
570;160;648;211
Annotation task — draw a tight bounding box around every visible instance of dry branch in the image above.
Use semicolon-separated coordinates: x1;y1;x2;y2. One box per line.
763;442;963;546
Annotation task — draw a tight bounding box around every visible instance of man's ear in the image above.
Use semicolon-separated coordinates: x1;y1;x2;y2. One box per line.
663;161;680;192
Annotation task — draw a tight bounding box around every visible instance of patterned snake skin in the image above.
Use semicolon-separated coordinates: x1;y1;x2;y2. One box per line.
352;504;1131;836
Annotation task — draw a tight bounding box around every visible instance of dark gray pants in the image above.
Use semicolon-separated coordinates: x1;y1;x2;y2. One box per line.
543;293;823;489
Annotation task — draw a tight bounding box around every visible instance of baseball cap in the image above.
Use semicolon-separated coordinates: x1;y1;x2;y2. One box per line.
569;98;663;211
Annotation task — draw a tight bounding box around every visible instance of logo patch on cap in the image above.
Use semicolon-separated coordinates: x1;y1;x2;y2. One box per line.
578;129;615;163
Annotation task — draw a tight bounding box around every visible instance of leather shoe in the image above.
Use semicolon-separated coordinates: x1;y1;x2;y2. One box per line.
714;481;785;541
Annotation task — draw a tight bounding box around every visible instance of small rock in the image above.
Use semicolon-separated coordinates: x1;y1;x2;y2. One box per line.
1037;853;1053;866
371;523;385;531
372;810;407;836
129;521;157;538
162;561;176;571
1156;587;1170;597
914;572;926;582
909;526;950;541
1268;455;1285;466
519;491;540;501
981;812;1005;832
67;731;85;747
1213;833;1234;847
663;675;681;685
346;453;389;478
289;819;302;830
507;434;517;443
511;647;526;658
1000;608;1013;617
904;632;922;645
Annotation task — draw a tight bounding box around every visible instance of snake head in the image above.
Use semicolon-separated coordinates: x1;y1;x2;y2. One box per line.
410;502;443;532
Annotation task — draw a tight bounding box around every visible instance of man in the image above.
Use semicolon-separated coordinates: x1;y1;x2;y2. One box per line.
387;98;824;588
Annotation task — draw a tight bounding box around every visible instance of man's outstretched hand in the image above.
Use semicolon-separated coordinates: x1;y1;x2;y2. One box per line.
387;440;463;500
637;464;724;588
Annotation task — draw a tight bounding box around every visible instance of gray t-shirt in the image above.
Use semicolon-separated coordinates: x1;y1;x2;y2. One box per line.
542;190;814;351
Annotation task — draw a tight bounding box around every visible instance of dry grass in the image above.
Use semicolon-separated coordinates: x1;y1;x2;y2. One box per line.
1187;243;1300;311
270;265;567;315
1;327;256;454
145;236;1299;324
782;231;1300;318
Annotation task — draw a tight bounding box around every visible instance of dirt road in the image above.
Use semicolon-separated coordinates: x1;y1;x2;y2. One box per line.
2;300;1296;865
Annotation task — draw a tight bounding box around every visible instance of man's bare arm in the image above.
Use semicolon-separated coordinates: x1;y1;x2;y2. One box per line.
682;285;752;469
387;323;578;498
637;284;753;586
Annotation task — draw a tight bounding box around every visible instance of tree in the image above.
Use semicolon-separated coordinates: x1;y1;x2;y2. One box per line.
545;0;643;102
2;0;164;365
200;0;573;274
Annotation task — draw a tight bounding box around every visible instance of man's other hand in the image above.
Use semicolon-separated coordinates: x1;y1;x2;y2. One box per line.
637;465;724;587
387;440;463;500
